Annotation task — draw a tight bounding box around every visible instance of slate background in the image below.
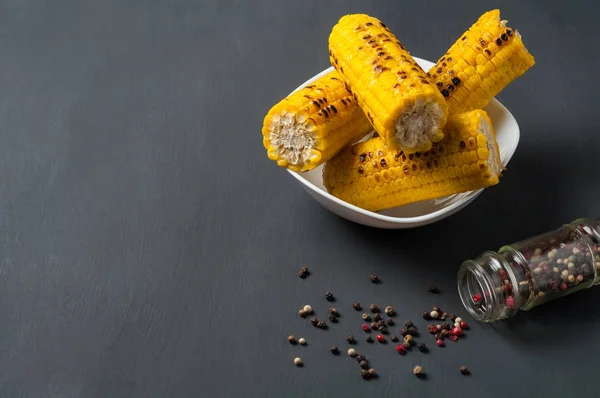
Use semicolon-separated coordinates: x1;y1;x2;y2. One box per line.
1;0;599;397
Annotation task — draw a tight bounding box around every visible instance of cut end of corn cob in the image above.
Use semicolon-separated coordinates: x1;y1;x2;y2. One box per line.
328;14;448;154
262;71;373;172
323;109;502;212
428;9;535;115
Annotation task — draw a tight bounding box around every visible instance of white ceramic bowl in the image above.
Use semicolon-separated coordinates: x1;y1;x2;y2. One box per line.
287;57;520;229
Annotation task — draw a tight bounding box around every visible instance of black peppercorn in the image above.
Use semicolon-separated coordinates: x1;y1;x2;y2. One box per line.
407;326;418;335
366;336;374;343
417;343;428;352
386;318;394;326
328;314;338;323
331;346;340;355
329;308;340;317
450;314;457;322
442;322;452;330
325;292;335;302
360;369;370;380
352;302;362;311
460;366;470;375
422;311;432;320
360;360;369;369
346;335;356;344
404;320;414;328
369;304;380;313
299;266;310;279
373;314;382;322
369;274;380;284
379;327;388;334
310;317;318;326
391;335;399;342
428;285;440;294
356;355;366;363
370;322;378;330
399;328;408;337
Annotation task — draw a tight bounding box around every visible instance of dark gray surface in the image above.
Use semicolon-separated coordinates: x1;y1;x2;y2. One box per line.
1;0;599;396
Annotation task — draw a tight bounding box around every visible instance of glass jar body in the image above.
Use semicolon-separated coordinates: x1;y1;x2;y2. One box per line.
457;218;600;322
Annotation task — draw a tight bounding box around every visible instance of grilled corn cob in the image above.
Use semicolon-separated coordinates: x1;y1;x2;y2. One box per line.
428;9;535;114
328;14;448;154
262;71;373;172
323;109;502;212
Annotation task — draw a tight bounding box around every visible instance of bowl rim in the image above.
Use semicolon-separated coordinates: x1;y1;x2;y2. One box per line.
285;59;520;224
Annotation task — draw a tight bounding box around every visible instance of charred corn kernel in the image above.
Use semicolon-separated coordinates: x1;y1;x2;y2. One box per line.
323;109;502;212
428;9;535;114
328;14;448;153
262;71;373;172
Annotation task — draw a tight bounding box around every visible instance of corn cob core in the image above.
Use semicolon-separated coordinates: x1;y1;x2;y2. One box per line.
323;109;502;212
328;14;448;153
262;71;372;172
428;9;535;115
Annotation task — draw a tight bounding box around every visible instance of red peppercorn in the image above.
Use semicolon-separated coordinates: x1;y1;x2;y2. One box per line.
362;323;370;332
460;321;468;329
452;327;462;336
376;334;385;343
436;339;444;347
505;296;515;308
473;294;482;303
498;269;507;278
450;335;458;341
395;344;406;354
427;325;439;334
560;283;568;291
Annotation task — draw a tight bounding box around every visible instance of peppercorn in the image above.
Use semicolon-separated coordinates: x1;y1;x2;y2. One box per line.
391;335;399;342
430;310;439;319
360;369;370;379
373;314;382;322
450;314;457;322
370;322;378;330
368;368;376;377
460;366;470;375
369;273;380;284
362;313;371;321
428;285;440;294
460;321;468;329
298;266;309;279
310;317;318;325
404;320;413;328
325;292;335;302
441;329;450;338
403;334;413;346
436;339;444;347
294;357;303;366
439;312;447;321
366;336;374;343
376;320;385;328
472;294;482;303
298;309;306;318
299;338;306;345
329;314;338;323
386;318;394;326
399;328;408;337
315;319;327;329
303;305;313;314
417;343;428;352
360;360;369;369
407;326;418;335
455;317;463;324
413;365;425;378
362;323;370;332
369;304;380;313
347;335;356;344
442;322;452;331
395;344;406;354
329;308;340;317
288;335;297;345
376;334;385;343
384;306;394;316
352;302;361;311
356;355;366;363
428;325;439;334
422;311;432;320
331;346;340;355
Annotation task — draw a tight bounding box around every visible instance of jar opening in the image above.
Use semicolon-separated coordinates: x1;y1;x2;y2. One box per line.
457;260;493;321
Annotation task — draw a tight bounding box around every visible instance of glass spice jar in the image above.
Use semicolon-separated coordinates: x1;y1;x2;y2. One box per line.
457;218;600;322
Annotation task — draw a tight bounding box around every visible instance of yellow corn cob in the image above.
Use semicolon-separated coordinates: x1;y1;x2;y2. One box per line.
262;71;372;172
328;14;448;154
428;9;535;115
323;109;502;212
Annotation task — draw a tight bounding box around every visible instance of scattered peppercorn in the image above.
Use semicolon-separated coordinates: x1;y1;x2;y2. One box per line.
391;335;399;342
395;344;406;354
413;365;425;378
346;335;356;344
422;311;432;320
360;369;370;379
460;366;470;375
325;292;335;302
428;325;439;334
315;319;327;329
428;285;440;294
362;313;371;321
366;336;374;343
303;305;313;314
368;368;376;377
407;326;418;335
460;321;468;329
360;360;369;369
348;348;357;357
386;318;394;326
430;310;439;319
299;338;306;345
288;335;297;345
450;314;457;322
356;355;366;363
373;314;382;322
329;308;340;317
331;346;340;355
404;320;413;328
399;328;408;337
417;343;428;352
310;317;318;326
370;322;378;330
362;324;370;332
370;304;380;313
436;339;444;347
298;309;306;318
403;334;413;347
384;306;394;316
369;274;380;284
455;317;463;324
328;314;338;323
294;357;303;366
298;266;310;279
352;302;362;311
376;334;385;343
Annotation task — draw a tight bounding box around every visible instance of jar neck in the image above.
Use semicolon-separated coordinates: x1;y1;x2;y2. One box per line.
457;249;528;322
